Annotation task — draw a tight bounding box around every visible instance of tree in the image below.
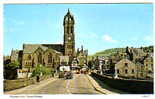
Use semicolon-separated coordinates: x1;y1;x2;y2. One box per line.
4;61;20;79
31;64;54;77
88;61;93;69
5;61;20;69
126;46;130;55
31;64;42;77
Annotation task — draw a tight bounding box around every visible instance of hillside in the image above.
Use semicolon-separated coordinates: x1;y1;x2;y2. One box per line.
91;48;125;57
89;45;153;58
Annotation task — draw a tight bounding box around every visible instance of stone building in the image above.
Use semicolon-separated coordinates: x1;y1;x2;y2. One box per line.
63;9;75;59
22;44;63;69
76;45;88;66
115;57;153;79
115;59;138;78
9;9;76;72
143;56;153;78
126;46;146;62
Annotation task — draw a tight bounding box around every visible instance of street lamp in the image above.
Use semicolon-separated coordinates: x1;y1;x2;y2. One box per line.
99;60;103;75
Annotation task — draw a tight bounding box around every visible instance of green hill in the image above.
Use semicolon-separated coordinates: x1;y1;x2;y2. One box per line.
93;48;125;57
88;45;153;59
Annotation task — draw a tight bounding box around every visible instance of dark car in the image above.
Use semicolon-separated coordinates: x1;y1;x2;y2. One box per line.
59;71;65;78
65;71;73;79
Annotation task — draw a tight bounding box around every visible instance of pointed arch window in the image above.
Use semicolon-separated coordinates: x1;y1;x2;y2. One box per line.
38;52;42;64
28;55;31;60
67;26;69;33
48;53;52;63
71;26;73;33
65;17;68;21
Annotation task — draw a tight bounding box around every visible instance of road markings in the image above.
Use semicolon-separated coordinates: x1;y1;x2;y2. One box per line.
66;80;71;94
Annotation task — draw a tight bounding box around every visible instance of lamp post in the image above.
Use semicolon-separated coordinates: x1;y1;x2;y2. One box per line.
99;60;103;75
114;66;118;79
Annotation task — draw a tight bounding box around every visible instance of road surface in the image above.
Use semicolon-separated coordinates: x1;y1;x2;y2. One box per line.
5;74;101;94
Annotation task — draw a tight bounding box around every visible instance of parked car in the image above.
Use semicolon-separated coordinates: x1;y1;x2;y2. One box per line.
76;70;80;74
59;71;65;78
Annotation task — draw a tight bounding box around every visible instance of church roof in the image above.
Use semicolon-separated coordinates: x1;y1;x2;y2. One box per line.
23;44;64;54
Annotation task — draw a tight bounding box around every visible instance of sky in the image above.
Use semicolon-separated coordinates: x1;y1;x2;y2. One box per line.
4;4;153;55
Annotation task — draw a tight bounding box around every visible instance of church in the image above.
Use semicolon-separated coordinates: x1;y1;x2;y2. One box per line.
10;9;88;72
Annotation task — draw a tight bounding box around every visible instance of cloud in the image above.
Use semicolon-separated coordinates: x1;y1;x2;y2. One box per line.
102;34;117;43
144;35;153;42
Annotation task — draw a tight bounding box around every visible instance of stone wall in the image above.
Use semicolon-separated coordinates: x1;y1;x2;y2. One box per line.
4;75;51;91
91;72;153;94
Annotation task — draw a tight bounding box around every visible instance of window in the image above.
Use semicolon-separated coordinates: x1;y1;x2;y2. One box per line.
125;69;128;74
38;52;42;64
28;55;31;60
67;45;72;49
117;69;119;74
28;62;31;66
48;53;52;63
65;17;68;21
141;73;143;77
125;63;128;67
132;69;134;74
67;26;69;33
68;53;71;56
71;27;73;33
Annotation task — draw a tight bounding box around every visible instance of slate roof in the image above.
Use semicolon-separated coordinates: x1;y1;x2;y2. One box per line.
23;44;64;54
133;48;145;56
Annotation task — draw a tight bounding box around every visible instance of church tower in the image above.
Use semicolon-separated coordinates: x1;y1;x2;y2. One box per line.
63;9;75;59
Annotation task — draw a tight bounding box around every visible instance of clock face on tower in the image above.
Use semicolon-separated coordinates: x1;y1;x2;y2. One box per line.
68;37;71;40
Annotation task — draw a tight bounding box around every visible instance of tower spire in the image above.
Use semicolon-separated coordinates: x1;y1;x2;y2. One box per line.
63;9;75;60
67;8;70;14
81;45;83;52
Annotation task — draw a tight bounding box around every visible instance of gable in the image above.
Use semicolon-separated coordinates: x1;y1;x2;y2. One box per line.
115;59;136;68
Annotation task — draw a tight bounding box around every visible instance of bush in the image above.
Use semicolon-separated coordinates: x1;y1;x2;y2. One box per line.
5;61;20;70
31;64;54;77
42;67;53;75
4;61;20;79
31;64;42;77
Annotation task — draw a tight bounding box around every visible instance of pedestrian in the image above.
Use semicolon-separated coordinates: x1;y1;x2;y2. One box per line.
36;75;40;82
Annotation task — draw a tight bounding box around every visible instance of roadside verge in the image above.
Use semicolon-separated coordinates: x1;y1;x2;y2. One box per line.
86;74;119;94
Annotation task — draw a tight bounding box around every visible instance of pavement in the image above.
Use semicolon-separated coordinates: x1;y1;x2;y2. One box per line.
4;74;102;94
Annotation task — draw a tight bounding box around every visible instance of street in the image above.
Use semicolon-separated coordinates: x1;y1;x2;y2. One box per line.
5;74;101;94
